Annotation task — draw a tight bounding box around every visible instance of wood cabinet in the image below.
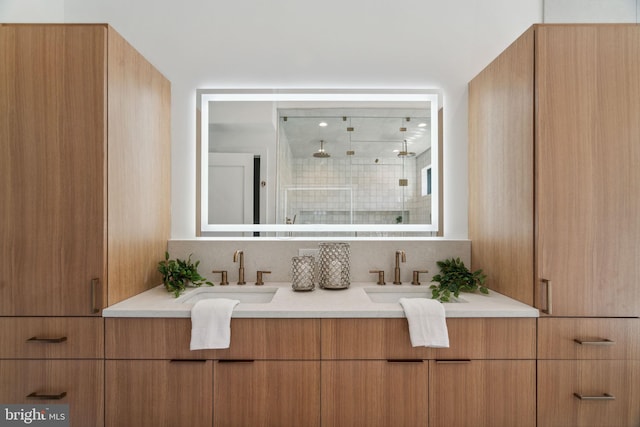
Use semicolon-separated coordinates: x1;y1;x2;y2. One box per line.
321;360;427;427
105;318;321;427
320;318;535;427
429;360;536;427
215;360;320;427
469;24;640;317
105;360;213;427
0;24;170;315
0;360;104;427
0;24;170;427
537;360;640;427
469;24;640;426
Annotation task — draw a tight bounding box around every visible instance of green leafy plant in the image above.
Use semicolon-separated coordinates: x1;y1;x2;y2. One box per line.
430;257;488;302
157;252;213;297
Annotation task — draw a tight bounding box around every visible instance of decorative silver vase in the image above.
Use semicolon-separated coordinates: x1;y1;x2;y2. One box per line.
318;242;350;289
291;256;315;291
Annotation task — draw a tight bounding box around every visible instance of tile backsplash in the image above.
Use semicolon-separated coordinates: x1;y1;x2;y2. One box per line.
167;239;470;285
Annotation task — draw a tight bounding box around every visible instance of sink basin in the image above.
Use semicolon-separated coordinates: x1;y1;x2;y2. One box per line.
364;287;466;303
178;287;277;304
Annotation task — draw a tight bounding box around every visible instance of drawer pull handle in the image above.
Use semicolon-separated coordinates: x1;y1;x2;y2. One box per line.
91;278;100;314
170;359;207;363
386;359;423;363
573;393;615;401
540;278;552;314
574;338;615;346
27;392;67;400
435;359;472;364
26;336;68;344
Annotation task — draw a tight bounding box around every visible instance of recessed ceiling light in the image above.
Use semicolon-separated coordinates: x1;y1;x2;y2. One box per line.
319;122;328;127
418;122;427;127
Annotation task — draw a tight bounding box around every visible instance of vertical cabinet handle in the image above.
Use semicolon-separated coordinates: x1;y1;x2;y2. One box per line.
90;278;100;314
540;278;552;314
573;393;615;401
27;392;67;400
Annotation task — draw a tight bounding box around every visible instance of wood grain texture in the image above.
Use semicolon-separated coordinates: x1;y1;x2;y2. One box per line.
0;317;103;359
106;27;171;306
0;359;104;427
468;27;535;306
538;317;640;360
321;318;431;360
535;25;640;316
429;360;536;427
106;360;212;427
538;360;640;427
105;317;320;360
0;25;107;315
214;361;320;427
321;360;428;427
433;318;536;360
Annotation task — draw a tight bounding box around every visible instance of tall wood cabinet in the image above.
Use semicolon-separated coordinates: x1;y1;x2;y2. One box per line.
0;24;170;427
0;24;170;315
469;24;640;426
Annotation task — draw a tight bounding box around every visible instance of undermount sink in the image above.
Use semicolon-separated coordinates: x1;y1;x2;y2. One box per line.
178;287;277;304
364;287;466;303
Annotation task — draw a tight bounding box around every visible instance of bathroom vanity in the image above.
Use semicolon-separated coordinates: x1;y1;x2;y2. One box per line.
102;283;538;427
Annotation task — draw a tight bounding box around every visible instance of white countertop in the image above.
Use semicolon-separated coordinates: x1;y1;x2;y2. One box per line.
102;282;539;318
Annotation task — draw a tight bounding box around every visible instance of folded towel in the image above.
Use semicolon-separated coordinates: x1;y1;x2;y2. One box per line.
399;297;449;348
190;298;240;350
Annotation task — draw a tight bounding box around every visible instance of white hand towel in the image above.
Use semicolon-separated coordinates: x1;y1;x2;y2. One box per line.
399;297;449;348
190;298;240;350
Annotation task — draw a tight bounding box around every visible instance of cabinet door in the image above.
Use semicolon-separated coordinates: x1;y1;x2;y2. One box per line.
106;360;213;427
429;360;535;427
321;360;428;427
538;360;640;427
214;360;320;427
0;25;106;315
0;360;104;427
535;25;640;316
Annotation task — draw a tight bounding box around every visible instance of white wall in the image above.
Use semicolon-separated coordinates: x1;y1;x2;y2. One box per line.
1;0;543;238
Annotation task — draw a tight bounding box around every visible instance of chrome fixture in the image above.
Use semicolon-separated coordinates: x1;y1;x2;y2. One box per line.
233;250;246;285
393;250;406;285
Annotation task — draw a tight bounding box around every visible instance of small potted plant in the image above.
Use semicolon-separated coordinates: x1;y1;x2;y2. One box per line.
157;252;213;297
430;257;488;302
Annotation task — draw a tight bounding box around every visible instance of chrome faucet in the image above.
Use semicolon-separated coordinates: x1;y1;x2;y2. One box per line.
393;250;406;285
233;250;246;285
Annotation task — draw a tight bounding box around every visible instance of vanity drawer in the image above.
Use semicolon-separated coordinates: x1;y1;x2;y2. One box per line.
433;318;537;360
538;318;640;360
538;360;640;427
321;318;431;359
0;359;104;427
106;318;320;360
0;317;103;359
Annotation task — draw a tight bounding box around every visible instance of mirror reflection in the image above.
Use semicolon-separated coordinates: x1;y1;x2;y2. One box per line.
277;109;433;227
198;90;441;238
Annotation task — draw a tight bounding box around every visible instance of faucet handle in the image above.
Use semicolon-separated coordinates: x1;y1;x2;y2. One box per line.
212;270;228;286
369;270;386;286
411;270;429;286
255;271;271;286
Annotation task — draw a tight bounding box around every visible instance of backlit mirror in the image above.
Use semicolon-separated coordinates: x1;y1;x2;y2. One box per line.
197;90;441;238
